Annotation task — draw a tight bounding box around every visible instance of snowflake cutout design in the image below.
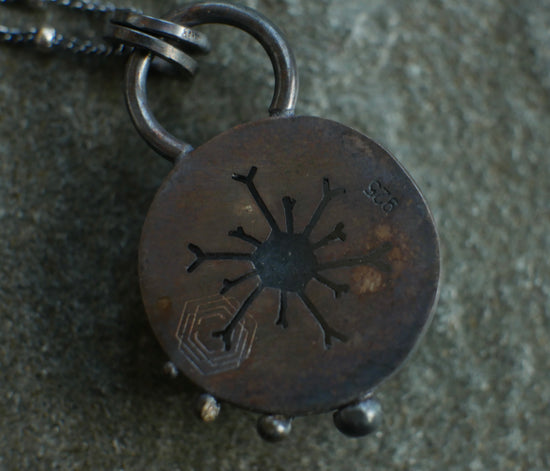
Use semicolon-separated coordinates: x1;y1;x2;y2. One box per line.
187;166;391;351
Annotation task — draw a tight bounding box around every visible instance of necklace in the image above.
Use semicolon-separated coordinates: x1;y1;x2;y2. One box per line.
1;0;440;442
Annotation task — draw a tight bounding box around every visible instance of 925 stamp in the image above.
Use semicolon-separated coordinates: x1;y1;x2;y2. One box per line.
364;180;399;213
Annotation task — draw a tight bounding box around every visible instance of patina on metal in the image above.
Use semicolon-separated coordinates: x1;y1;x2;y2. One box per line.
139;115;440;416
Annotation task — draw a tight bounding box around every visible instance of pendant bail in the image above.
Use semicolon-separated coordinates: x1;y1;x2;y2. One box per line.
124;2;299;163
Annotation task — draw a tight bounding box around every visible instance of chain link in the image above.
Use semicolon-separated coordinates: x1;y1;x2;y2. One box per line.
0;0;138;56
0;0;129;14
40;0;119;14
0;26;37;46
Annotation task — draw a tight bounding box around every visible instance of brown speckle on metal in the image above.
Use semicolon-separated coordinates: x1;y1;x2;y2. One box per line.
351;266;384;295
157;296;172;312
375;224;392;240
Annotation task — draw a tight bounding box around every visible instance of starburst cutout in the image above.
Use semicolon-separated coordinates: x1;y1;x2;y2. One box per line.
187;166;391;351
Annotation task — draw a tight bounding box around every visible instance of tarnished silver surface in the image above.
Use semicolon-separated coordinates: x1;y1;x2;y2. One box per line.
257;415;293;442
333;396;383;438
110;10;211;54
106;24;198;74
139;115;440;417
124;2;299;162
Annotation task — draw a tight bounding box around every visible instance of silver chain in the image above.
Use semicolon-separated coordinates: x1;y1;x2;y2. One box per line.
0;0;138;56
36;0;119;14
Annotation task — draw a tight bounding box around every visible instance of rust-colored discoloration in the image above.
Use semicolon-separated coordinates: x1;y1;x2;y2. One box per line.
373;223;416;279
375;224;392;240
351;266;384;295
140;116;440;416
157;296;172;312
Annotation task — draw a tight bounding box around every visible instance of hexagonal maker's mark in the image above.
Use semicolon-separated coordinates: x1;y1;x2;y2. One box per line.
176;295;257;376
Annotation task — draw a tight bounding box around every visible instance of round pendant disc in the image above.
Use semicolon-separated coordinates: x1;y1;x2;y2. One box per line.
140;116;440;416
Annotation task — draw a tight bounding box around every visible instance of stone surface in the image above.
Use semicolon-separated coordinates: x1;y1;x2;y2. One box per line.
0;0;548;470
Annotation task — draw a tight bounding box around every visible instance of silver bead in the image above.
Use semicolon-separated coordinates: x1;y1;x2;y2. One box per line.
333;396;383;438
34;27;57;49
162;361;179;378
257;415;292;442
195;394;221;423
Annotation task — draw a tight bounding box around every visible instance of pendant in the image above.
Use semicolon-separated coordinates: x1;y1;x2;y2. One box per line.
123;2;440;441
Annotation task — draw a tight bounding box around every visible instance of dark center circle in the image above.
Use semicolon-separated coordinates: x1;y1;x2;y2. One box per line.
251;232;317;291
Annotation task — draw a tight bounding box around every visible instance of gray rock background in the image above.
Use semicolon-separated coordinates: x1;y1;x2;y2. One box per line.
0;0;548;469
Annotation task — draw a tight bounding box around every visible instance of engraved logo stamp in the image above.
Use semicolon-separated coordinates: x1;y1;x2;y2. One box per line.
187;166;392;351
176;295;257;375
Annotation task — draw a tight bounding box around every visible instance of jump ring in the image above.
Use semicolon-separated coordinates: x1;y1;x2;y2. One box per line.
110;10;211;54
125;2;299;163
107;24;198;75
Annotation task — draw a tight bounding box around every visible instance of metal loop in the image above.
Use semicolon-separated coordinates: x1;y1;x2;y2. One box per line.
125;2;299;163
110;10;211;54
106;24;198;75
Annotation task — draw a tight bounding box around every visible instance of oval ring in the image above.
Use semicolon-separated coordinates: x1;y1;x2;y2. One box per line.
125;2;299;162
110;10;211;54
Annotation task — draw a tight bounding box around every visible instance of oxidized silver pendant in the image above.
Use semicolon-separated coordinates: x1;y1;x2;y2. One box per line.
120;2;440;441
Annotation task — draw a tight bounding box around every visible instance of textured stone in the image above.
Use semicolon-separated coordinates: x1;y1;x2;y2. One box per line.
0;0;548;469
